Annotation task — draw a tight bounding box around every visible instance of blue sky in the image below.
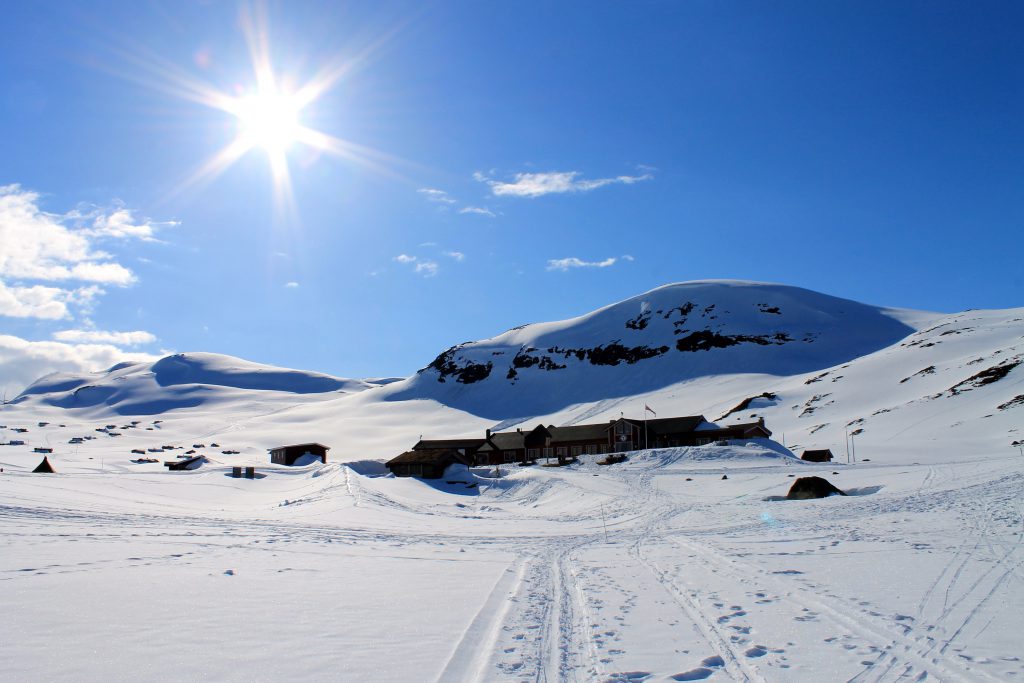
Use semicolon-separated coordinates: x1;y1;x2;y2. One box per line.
0;1;1021;393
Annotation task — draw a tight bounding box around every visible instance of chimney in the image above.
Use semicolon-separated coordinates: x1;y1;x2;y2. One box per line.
517;428;522;433
485;428;491;439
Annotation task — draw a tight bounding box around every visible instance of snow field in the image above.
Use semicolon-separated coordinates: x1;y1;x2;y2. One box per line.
2;442;1022;681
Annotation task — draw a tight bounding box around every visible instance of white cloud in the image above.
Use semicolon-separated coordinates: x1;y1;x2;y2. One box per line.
477;170;653;198
81;207;169;242
52;329;157;345
444;251;465;262
0;334;161;400
458;206;496;217
0;185;172;325
415;261;439;277
417;188;457;205
284;281;299;288
393;254;417;264
0;281;103;320
546;256;620;271
0;185;157;285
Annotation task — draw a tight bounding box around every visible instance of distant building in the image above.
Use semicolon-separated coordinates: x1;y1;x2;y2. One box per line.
386;448;471;478
32;456;56;473
801;449;834;463
269;443;329;466
392;414;777;473
164;455;206;471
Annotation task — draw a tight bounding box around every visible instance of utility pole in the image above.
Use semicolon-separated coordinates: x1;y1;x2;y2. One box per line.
845;427;850;464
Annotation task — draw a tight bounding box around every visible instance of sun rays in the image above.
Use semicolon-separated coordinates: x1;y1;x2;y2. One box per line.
113;3;405;220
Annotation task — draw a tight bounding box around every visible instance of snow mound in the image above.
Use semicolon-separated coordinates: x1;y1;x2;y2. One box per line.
14;352;376;415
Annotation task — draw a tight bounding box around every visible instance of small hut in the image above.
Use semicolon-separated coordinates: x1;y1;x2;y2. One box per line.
32;456;56;473
386;449;471;479
164;455;206;471
801;449;834;463
269;443;329;466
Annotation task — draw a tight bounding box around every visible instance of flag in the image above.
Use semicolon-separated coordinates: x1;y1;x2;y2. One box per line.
644;404;656;416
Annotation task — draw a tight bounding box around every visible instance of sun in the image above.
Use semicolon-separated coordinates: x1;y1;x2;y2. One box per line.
234;87;302;153
127;2;407;219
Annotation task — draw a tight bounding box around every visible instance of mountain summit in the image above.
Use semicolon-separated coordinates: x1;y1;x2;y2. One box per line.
383;280;920;418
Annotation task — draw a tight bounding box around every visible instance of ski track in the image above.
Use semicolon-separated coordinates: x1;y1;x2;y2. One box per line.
3;449;1022;681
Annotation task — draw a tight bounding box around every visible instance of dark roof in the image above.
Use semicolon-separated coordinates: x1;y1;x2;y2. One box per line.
729;421;772;437
413;438;486;451
268;443;330;452
642;415;707;435
802;449;833;456
387;448;471;467
547;423;611;442
478;431;525;452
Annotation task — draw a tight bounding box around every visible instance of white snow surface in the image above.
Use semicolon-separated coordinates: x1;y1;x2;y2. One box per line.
2;280;1023;681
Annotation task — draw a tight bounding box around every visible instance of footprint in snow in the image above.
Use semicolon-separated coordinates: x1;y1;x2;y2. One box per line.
745;645;768;658
670;668;713;681
604;672;651;682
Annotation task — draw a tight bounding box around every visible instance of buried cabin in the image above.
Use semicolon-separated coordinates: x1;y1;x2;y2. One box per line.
269;443;329;466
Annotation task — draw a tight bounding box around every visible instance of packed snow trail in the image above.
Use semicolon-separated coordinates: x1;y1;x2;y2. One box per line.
2;446;1023;681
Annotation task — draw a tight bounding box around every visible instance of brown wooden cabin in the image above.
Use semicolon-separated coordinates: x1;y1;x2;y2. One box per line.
164;455;205;471
475;425;552;466
412;438;486;463
269;443;329;466
801;448;834;463
699;419;773;443
386;448;471;479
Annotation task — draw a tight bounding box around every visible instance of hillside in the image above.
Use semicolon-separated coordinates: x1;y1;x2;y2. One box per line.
383;280;922;418
12;351;381;416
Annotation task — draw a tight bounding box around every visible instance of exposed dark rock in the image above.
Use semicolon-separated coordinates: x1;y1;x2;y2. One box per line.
675;330;792;353
786;476;846;500
426;346;493;384
625;311;651;330
757;303;781;314
998;394;1024;410
948;360;1021;395
900;366;936;384
716;392;778;421
548;342;669;366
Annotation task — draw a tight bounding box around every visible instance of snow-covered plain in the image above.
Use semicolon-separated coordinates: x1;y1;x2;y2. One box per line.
2;281;1022;681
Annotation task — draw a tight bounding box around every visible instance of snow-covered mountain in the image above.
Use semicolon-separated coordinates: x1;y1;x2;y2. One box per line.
13;351;380;416
384;280;923;417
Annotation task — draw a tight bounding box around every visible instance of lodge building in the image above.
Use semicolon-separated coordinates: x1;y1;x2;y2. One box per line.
387;415;772;477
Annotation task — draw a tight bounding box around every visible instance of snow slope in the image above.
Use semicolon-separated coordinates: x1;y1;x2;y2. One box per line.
383;280;921;418
12;351;380;416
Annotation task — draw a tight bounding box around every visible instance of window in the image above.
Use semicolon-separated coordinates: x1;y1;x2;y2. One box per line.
527;448;540;460
586;444;598;455
556;446;567;457
571;445;582;457
542;447;553;457
504;450;517;463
